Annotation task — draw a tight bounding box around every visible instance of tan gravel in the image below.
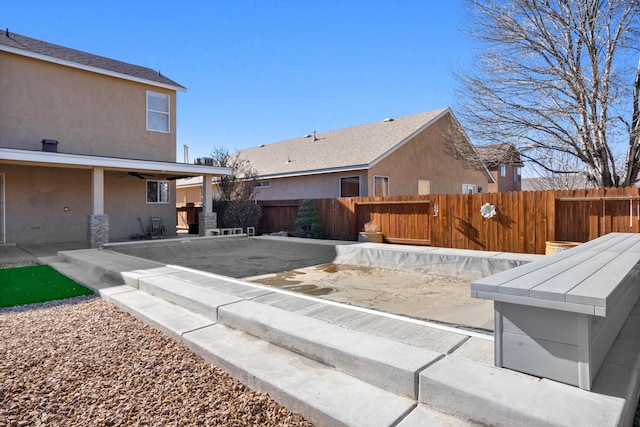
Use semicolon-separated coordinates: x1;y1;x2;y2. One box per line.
0;296;313;427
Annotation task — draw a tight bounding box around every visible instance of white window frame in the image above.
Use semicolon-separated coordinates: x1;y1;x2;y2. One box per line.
500;164;507;177
339;176;361;197
147;91;170;133
146;180;170;204
256;180;271;188
462;184;477;194
374;175;390;197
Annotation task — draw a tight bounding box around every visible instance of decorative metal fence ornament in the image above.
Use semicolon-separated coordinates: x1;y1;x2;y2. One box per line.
481;202;497;219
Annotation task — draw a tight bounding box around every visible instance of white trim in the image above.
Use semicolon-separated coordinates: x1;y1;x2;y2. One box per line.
259;164;368;180
146;91;170;133
0;44;186;92
0;148;231;176
146;180;170;204
373;175;390;197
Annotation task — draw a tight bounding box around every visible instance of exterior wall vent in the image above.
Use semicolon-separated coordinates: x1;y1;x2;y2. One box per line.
41;139;59;152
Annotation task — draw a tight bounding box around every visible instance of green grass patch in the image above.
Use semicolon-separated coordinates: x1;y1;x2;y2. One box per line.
0;265;93;308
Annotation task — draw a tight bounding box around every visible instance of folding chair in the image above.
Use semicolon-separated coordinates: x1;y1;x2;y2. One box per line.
149;216;164;239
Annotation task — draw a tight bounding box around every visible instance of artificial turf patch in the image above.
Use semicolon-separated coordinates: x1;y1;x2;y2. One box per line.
0;265;93;308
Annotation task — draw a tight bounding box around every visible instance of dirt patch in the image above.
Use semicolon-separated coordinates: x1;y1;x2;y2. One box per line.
246;264;494;330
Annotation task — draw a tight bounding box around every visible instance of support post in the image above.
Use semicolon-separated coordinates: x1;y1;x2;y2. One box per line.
199;174;217;236
88;167;109;247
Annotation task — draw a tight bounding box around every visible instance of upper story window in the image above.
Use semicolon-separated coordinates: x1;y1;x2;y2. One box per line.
147;91;170;133
500;164;507;177
374;176;389;196
514;166;522;182
147;180;170;204
256;180;271;188
340;176;360;197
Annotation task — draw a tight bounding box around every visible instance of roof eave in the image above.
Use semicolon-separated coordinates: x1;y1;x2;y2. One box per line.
0;148;229;176
0;45;186;92
258;164;370;180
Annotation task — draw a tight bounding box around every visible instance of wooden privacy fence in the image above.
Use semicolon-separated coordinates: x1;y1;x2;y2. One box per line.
256;187;640;254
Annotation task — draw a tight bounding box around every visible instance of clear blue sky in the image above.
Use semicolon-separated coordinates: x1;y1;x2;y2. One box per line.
2;0;474;160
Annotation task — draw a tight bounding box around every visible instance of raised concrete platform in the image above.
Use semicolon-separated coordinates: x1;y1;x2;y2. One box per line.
46;246;640;426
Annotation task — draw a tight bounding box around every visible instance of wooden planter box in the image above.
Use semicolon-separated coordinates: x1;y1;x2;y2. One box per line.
358;232;383;243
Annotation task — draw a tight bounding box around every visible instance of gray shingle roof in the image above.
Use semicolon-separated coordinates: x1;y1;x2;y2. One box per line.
238;108;450;178
0;30;185;90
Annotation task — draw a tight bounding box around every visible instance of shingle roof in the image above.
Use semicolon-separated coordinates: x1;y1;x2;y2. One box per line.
238;108;450;178
0;30;185;91
475;143;523;168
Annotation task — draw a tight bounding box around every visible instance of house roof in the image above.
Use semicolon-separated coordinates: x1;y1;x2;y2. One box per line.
476;143;523;168
238;108;453;179
0;30;185;92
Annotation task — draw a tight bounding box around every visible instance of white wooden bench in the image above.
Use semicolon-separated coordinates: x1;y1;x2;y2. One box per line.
471;232;640;390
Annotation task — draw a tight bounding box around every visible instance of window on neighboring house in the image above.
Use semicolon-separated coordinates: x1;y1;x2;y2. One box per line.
374;176;389;196
340;176;360;197
462;184;477;194
256;180;271;188
500;164;507;177
418;179;431;195
147;180;170;204
514;167;522;182
147;91;170;132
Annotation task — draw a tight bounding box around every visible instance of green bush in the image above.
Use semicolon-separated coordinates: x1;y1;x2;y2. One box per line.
294;199;324;239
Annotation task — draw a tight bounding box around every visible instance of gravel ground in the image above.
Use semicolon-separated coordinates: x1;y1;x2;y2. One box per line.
0;296;313;427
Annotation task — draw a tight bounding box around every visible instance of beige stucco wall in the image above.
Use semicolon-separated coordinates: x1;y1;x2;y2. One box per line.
253;172;369;201
1;164;177;244
369;113;490;195
0;51;176;162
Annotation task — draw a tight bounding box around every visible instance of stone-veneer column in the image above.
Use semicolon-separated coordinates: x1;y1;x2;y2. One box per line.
199;212;217;236
88;214;109;248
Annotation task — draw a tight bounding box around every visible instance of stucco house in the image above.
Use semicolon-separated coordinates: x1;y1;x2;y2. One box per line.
177;108;493;204
0;30;229;246
475;143;523;193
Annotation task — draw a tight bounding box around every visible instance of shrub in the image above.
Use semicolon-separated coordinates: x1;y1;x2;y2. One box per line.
294;199;324;239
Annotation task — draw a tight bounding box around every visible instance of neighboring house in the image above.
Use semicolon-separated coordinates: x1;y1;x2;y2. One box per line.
475;143;524;193
178;108;493;203
0;31;230;246
522;175;593;191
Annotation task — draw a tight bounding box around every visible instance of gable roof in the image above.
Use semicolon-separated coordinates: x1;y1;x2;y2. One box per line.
0;30;185;92
238;108;453;179
475;143;523;168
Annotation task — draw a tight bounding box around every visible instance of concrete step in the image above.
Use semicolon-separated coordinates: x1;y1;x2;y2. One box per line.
58;249;163;284
89;283;417;426
184;322;418;427
133;269;443;399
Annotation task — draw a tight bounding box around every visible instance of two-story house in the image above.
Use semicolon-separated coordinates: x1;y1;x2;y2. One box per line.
0;30;229;247
475;143;524;193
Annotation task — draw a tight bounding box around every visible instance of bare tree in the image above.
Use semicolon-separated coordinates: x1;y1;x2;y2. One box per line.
524;151;593;190
209;147;262;229
453;0;640;187
210;146;260;202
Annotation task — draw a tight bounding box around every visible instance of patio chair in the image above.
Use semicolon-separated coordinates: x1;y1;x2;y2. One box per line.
149;216;164;239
